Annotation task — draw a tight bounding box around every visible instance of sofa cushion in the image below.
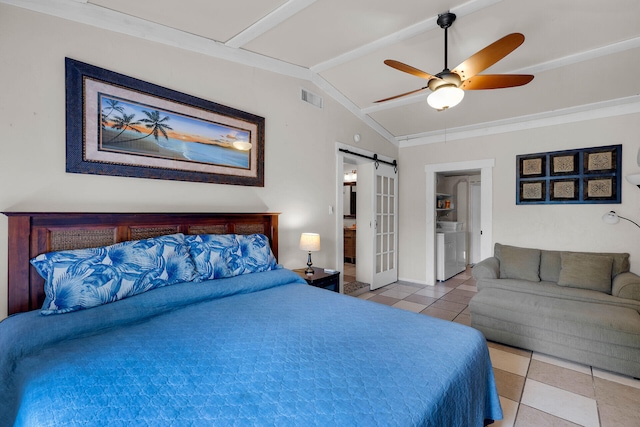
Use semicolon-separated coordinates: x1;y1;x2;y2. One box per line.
495;244;540;282
609;252;631;277
530;249;630;284
470;288;640;348
557;252;613;294
540;250;562;282
476;277;640;312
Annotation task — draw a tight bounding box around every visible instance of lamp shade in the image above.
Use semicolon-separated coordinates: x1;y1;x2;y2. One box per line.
427;86;464;110
602;210;640;229
602;211;620;224
299;233;320;251
626;173;640;187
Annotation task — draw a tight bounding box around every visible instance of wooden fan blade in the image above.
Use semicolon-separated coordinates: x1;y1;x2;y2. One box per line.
451;33;525;81
460;74;534;90
384;60;438;81
374;86;429;103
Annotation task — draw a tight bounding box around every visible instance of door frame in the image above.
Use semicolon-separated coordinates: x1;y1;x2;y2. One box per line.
335;142;396;292
425;159;494;286
469;180;482;265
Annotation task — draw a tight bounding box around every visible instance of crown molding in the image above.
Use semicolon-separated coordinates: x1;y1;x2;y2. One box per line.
398;95;640;147
363;36;640;115
1;0;400;145
1;0;312;80
4;0;638;150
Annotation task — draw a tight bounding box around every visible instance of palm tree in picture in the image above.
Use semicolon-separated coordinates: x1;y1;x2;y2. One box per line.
140;110;173;142
101;99;125;129
105;113;142;143
105;110;172;145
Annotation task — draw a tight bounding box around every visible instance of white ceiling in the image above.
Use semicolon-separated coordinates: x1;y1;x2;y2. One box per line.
8;0;640;146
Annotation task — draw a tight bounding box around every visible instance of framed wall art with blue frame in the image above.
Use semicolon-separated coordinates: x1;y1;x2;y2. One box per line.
516;144;622;205
65;58;265;186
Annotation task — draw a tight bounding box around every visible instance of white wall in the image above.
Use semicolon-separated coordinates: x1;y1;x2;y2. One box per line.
399;114;640;283
0;5;397;319
4;5;638;318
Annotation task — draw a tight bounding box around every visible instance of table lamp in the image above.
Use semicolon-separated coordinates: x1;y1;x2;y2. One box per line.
299;233;320;274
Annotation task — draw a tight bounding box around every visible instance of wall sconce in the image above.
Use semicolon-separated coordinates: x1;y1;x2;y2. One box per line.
602;211;640;229
299;233;321;274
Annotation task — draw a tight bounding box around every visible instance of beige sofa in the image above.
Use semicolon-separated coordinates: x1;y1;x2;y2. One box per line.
470;243;640;378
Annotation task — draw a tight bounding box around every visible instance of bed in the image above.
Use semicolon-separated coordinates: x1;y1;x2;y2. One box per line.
1;212;502;426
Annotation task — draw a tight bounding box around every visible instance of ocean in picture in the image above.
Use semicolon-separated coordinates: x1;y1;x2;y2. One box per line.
99;95;251;169
101;129;249;169
159;135;249;169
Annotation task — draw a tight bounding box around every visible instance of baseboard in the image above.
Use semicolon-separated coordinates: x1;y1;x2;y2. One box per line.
397;277;429;286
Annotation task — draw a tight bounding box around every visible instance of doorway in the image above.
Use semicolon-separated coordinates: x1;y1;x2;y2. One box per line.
343;162;357;284
425;159;494;286
335;144;399;294
336;147;371;294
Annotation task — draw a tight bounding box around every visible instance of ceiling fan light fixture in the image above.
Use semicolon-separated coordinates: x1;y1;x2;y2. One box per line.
427;85;464;111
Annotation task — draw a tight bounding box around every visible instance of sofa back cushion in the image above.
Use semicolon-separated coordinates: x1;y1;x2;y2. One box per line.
540;250;630;283
494;243;541;282
540;250;562;282
557;252;614;294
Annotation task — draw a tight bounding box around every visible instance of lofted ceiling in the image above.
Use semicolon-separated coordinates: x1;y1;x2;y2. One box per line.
7;0;640;146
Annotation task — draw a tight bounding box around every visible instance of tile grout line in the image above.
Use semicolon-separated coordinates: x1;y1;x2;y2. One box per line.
591;366;603;427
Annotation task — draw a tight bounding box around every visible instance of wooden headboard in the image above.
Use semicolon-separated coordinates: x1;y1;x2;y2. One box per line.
3;212;279;315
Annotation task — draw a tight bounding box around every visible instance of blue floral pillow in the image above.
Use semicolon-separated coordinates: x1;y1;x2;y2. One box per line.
30;233;198;315
185;233;279;281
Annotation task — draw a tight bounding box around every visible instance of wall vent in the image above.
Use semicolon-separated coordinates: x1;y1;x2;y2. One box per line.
301;88;323;109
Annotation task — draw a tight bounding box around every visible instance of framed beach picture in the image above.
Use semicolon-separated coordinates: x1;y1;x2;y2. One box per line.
65;58;264;186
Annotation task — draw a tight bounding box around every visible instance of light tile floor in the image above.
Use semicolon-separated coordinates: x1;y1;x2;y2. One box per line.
348;267;640;427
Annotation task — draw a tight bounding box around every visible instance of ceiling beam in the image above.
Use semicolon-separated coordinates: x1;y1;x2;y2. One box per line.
311;0;504;74
1;0;312;81
362;35;640;115
1;0;398;144
7;0;637;148
311;74;397;144
512;36;640;75
225;0;317;48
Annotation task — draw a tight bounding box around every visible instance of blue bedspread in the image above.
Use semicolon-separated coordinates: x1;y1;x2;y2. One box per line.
0;269;501;426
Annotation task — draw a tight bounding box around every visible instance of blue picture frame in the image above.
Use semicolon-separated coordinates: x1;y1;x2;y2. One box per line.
65;58;265;186
516;144;621;204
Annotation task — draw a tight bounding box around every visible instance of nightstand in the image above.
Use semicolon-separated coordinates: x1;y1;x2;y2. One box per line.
293;267;340;293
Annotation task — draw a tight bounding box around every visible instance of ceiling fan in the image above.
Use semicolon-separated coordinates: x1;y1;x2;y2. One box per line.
375;12;534;110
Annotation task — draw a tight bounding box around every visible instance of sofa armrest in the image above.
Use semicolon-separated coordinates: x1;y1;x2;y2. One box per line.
473;257;500;280
612;272;640;301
